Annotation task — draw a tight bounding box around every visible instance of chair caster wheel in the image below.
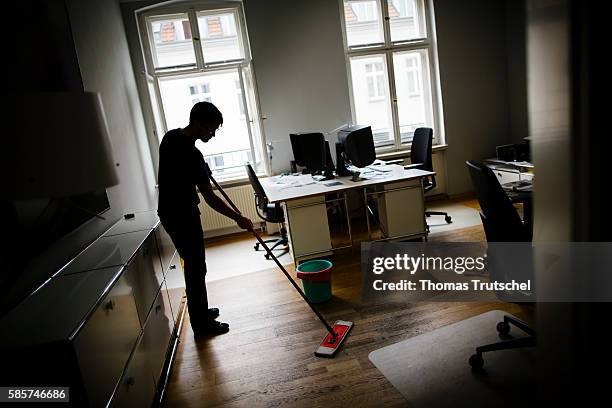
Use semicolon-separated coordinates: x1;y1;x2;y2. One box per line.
254;243;260;250
469;354;484;369
445;215;452;223
497;321;511;336
265;254;270;260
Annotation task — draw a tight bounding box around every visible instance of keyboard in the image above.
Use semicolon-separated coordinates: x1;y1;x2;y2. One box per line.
502;179;533;192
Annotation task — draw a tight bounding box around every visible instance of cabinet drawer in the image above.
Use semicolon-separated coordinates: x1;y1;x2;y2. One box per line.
128;234;164;326
143;287;174;386
154;224;175;276
73;273;141;407
111;334;155;407
164;252;186;329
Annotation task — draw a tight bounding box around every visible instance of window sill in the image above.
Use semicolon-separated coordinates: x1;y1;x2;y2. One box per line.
376;143;448;160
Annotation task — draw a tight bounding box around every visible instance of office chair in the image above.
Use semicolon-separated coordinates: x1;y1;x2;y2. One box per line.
465;160;535;369
406;127;452;226
245;164;289;259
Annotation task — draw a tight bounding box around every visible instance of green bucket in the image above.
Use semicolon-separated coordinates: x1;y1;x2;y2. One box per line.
296;259;333;303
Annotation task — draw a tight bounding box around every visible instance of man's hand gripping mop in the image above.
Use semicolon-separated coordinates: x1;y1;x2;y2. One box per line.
208;172;353;357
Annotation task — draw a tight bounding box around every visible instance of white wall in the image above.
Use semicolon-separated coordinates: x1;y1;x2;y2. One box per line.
242;0;352;174
434;0;513;195
67;0;157;213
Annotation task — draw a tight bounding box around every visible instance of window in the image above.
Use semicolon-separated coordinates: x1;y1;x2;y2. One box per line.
235;79;245;116
344;0;384;47
139;2;266;181
189;82;212;105
405;55;420;96
197;10;244;64
341;0;442;149
365;62;386;100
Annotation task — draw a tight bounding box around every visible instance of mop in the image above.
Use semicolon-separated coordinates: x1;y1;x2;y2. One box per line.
207;172;353;358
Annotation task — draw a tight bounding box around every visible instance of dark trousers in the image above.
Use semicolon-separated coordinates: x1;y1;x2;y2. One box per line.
159;214;208;323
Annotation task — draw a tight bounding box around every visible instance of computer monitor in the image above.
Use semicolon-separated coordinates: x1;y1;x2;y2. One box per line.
289;133;334;178
289;133;308;167
336;125;376;174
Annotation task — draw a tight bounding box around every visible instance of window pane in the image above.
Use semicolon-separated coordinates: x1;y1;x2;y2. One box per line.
350;55;393;145
343;0;384;47
393;50;434;143
388;0;427;42
148;14;196;69
198;11;244;64
157;69;252;178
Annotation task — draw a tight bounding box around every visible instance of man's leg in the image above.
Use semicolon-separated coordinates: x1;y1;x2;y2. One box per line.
182;248;208;322
160;216;227;334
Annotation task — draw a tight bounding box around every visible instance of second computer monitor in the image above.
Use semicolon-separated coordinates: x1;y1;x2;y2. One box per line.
290;132;333;175
337;125;376;168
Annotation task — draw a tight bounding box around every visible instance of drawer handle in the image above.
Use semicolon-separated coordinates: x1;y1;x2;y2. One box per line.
104;300;115;311
155;304;162;314
169;264;177;270
125;377;135;387
141;246;150;256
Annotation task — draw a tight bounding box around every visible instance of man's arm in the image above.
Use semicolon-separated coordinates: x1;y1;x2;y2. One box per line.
198;182;253;230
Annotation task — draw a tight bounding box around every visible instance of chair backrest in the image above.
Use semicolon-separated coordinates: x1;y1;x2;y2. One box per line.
245;163;268;211
467;160;533;301
411;127;436;190
465;160;528;242
410;128;434;171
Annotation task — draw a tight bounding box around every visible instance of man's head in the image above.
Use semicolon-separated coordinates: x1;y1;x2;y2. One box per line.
189;102;223;142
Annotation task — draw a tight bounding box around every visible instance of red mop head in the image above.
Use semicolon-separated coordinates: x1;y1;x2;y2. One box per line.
314;320;354;358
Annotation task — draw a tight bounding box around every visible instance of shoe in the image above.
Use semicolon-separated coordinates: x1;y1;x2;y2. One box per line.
192;319;230;336
207;307;220;320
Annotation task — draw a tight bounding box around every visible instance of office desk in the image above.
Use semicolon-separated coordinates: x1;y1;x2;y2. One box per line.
260;166;434;264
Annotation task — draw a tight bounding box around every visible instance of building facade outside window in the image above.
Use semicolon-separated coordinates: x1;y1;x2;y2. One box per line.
341;0;443;149
138;2;266;180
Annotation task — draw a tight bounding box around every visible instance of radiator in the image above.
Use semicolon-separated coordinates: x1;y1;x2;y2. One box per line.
199;184;259;232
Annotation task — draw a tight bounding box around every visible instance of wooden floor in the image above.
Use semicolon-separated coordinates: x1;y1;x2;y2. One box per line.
164;218;532;407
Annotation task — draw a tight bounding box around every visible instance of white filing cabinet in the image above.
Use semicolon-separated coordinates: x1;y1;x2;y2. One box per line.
284;195;333;262
0;211;186;407
375;179;426;239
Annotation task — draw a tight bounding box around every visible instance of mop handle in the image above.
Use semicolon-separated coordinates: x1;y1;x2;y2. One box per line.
208;173;337;337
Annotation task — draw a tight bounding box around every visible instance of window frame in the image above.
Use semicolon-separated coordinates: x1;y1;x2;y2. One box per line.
339;0;444;153
136;1;269;181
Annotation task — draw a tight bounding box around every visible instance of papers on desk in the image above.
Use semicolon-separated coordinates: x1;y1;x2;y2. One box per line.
366;164;395;173
358;171;389;180
273;174;316;190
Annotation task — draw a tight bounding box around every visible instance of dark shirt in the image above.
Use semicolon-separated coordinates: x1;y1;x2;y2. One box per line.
157;129;210;219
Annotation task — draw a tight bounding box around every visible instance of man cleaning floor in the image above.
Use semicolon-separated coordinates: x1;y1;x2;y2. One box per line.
157;102;253;335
